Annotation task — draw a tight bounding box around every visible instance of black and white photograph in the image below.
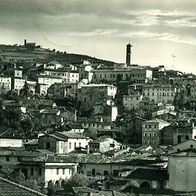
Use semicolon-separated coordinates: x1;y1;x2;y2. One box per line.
0;0;196;195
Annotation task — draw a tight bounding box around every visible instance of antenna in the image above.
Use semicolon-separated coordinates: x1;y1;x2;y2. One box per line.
172;54;176;70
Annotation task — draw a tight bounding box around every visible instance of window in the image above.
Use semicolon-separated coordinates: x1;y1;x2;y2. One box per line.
31;168;34;176
46;142;50;149
39;168;42;176
56;169;59;175
79;142;81;147
104;171;109;176
6;156;10;162
62;169;65;175
69;142;71;149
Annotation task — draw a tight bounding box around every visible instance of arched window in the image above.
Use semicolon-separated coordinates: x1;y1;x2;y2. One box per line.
140;181;151;188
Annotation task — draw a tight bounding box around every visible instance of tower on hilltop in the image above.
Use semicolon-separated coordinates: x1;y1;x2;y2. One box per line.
126;43;133;66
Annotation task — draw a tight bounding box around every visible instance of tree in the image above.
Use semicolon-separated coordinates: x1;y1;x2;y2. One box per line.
4;90;20;102
20;118;34;139
66;173;92;188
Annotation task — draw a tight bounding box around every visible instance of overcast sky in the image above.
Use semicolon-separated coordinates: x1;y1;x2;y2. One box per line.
1;0;196;73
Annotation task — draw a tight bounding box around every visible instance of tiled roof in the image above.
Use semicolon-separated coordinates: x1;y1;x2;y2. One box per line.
0;177;46;196
126;168;169;181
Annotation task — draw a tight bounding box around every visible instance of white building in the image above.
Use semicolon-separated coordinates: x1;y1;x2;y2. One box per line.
20;157;77;186
37;75;62;95
43;61;63;70
38;132;90;154
142;84;176;104
0;76;11;94
43;69;79;83
142;119;170;146
0;133;23;148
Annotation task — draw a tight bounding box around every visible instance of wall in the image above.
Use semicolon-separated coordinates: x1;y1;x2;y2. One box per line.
0;138;23;147
168;156;196;192
44;163;77;184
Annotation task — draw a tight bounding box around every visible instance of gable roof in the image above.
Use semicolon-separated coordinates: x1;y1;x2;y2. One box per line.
0;177;46;196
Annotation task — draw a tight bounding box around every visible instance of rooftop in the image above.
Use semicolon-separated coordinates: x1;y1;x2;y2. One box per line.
126;168;169;181
0;177;46;196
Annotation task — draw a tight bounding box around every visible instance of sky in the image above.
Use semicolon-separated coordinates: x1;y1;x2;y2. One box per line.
1;0;196;73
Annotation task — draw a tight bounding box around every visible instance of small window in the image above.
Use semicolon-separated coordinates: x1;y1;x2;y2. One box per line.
6;156;10;162
31;168;34;176
190;145;193;148
39;168;42;176
62;169;65;175
69;142;71;149
56;169;59;175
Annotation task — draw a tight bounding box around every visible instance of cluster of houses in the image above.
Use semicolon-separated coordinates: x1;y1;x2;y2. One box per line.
1;43;196;195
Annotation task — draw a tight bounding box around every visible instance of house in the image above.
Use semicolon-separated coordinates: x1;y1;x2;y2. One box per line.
67;124;85;134
80;118;112;131
0;176;46;196
24;139;38;151
168;149;196;192
0;131;23;148
37;75;62;95
43;61;63;70
38;132;90;154
92;66;152;84
0;75;11;94
160;120;193;146
77;61;94;82
124;168;169;192
142;84;176;104
19;156;78;186
142;119;170;146
152;109;177;122
43;68;79;83
177;110;195;119
139;97;159;111
168;139;196;154
39;108;62;127
123;94;143;111
93;101;118;122
47;82;78;98
80;159;167;178
0;148;52;166
89;137;121;153
124;116;146;145
78;83;117;112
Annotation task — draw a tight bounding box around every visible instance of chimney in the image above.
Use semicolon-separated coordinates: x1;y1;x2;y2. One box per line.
24;39;27;46
126;43;132;66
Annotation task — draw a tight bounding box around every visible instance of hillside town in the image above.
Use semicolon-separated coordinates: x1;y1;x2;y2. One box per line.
0;40;196;196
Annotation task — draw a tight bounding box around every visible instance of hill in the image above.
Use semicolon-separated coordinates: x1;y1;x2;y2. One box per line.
0;44;115;66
